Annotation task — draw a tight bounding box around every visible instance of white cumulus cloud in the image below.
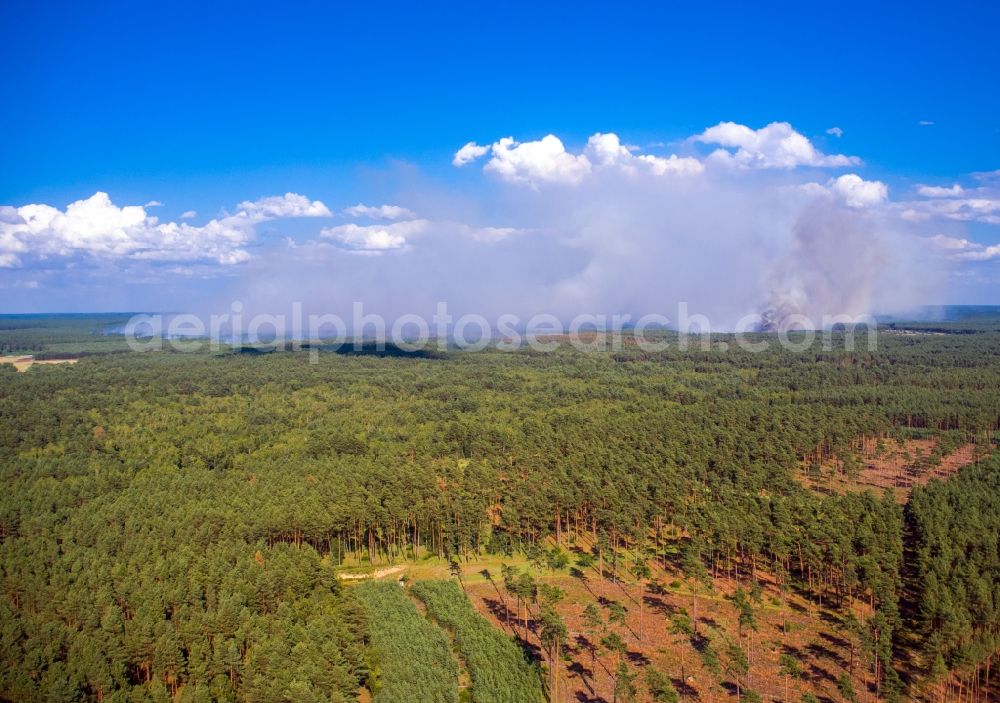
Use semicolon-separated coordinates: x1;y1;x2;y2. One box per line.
696;121;861;169
458;132;703;186
452;142;489;167
235;192;331;221
321;219;429;252
830;174;888;208
485;135;593;185
0;191;332;269
586;133;704;176
585;133;634;166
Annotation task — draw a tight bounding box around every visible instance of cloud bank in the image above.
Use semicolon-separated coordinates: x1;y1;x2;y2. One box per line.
0;192;331;269
902;171;1000;225
452;132;703;186
3;121;995;324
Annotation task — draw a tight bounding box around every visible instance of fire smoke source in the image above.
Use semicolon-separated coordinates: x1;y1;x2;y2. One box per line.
759;201;886;331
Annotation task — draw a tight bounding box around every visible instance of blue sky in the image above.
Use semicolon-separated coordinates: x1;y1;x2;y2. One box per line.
1;0;998;316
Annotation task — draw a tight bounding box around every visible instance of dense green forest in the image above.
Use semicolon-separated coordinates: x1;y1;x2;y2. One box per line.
1;316;999;702
907;460;999;700
0;314;135;355
410;580;543;703
356;581;458;703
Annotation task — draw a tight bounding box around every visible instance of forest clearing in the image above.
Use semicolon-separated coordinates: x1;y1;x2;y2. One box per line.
0;355;79;372
798;437;989;502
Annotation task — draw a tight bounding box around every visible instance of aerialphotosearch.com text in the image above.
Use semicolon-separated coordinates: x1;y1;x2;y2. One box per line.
124;301;878;359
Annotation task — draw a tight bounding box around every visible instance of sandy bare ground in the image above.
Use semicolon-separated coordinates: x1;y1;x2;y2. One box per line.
0;355;78;372
338;565;407;580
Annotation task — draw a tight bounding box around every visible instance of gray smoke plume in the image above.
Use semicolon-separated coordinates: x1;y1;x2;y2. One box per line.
206;170;945;335
759;201;887;331
759;193;951;332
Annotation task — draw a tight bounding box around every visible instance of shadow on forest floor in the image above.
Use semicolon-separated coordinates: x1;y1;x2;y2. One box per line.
674;675;699;700
626;649;651;667
820;630;849;650
807;640;847;669
575;693;609;703
643;594;679;618
808;661;837;683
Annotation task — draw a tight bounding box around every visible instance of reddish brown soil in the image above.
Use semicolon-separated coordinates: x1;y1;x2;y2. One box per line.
799;439;989;503
464;544;880;703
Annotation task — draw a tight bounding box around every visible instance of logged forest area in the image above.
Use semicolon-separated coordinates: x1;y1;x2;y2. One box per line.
0;316;998;703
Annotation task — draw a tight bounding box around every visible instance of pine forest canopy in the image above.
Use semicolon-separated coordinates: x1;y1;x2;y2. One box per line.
0;314;998;702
